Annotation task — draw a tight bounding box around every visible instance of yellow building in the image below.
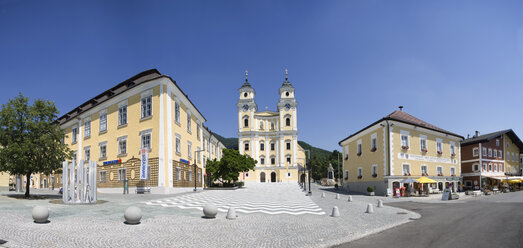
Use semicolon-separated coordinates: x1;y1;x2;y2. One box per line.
55;69;224;193
339;108;464;196
237;71;306;183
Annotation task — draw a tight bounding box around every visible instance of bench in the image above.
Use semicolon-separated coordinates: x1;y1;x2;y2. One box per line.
135;187;151;194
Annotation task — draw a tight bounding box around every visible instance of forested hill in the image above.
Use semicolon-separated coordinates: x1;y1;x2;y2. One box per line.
214;134;342;180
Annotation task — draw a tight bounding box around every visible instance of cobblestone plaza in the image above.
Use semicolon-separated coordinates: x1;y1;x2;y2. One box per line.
0;184;420;247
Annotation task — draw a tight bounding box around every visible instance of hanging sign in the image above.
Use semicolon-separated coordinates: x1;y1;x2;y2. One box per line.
103;158;121;165
140;148;148;180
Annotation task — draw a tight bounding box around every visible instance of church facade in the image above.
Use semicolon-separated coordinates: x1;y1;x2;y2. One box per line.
237;71;306;183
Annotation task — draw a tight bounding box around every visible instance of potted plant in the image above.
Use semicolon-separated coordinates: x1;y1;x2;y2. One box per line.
451;153;456;157
372;173;377;178
345;154;349;160
357;175;363;179
367;186;375;196
421;148;428;153
357;152;362;156
371;147;377;152
401;146;409;150
437;151;443;155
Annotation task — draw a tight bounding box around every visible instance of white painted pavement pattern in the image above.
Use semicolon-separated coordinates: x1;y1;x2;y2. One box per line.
144;183;326;215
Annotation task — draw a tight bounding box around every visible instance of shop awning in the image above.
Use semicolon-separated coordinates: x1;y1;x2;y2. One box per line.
417;177;437;183
509;179;522;183
401;178;418;184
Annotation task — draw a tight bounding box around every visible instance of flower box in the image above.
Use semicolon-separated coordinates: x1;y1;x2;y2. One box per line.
451;153;456;157
404;173;411;176
437;173;442;176
401;146;409;150
344;154;348;160
421;148;428;153
451;174;456;177
422;173;429;176
370;147;377;152
437;151;443;155
372;173;378;178
357;152;362;156
357;175;362;179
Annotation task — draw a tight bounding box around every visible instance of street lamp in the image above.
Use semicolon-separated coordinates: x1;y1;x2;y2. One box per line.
194;149;204;192
299;149;310;192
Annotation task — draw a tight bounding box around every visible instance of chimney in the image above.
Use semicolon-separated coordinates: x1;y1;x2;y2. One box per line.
398;106;404;111
475;131;479;137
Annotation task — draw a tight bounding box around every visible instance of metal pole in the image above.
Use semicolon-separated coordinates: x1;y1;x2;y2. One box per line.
337;152;341;186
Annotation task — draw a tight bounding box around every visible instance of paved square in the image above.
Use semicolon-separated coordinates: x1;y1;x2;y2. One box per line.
145;183;325;215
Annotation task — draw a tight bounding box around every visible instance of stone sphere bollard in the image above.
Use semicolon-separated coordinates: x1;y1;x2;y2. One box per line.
124;206;142;224
348;195;353;202
366;203;374;214
335;193;340;199
226;207;237;220
32;206;49;223
321;192;326;198
377;200;384;208
203;204;218;218
331;206;340;217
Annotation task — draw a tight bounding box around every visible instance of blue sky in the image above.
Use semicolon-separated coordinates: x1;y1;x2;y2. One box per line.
1;0;522;151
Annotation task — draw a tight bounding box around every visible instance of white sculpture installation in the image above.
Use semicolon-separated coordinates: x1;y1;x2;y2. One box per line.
62;160;97;204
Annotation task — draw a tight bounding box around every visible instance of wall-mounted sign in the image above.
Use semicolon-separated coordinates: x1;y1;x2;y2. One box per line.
398;153;457;164
103;158;122;166
140;149;148;180
180;159;189;164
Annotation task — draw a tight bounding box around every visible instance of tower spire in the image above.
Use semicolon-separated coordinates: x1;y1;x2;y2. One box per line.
285;68;288;81
245;70;248;82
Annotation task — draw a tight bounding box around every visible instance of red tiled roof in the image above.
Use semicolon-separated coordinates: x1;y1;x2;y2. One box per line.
339;110;463;145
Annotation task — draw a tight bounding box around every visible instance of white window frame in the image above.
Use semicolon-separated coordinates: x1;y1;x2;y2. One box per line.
473;147;479;157
141;90;153;119
357;167;363;177
260;141;265;151
118;136;127;155
175;133;181;154
420;135;427;151
493;149;497;158
286;140;291;150
437;166;443;176
344;170;349;180
72;126;78;144
344;145;349;160
450;167;456;176
175;100;180;124
496;139;500;146
176;167;181;181
188;170;193;182
357;139;362;155
421;165;428;175
84;146;90;161
140;129;152;150
244;141;249;151
118;100;128;126
99;109;107;133
436;138;443;154
402;164;410;175
498;150;502;158
84;119;91;138
371;164;378;177
473;164;479;172
483;148;487;156
270;141;275;151
286;155;291;164
188;141;192;159
270;156;275;165
99;170;106;183
400;130;410;149
99;141;107;159
488;148;492;157
118;168;127;181
371;133;377;151
450;141;455;155
260;156;265;165
187;112;192;133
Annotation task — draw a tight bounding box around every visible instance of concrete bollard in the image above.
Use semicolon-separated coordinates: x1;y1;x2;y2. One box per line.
377;199;384;208
348;195;353;202
321;192;326;198
32;206;49;223
203;204;218;218
331;206;340;217
366;203;374;214
226;207;237;220
335;193;340;199
124;206;142;224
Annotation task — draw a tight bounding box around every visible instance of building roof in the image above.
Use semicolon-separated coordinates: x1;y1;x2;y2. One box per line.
55;69;207;125
255;111;279;117
339;110;464;145
461;129;523;150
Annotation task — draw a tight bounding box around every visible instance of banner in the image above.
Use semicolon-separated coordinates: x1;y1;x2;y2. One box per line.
140;149;148;180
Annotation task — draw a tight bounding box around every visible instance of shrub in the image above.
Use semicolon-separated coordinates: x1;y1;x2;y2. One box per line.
237;181;245;188
367;186;374;192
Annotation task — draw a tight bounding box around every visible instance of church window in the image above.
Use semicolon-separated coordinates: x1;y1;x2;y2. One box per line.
243;92;248;98
244;142;249;151
243;116;249;127
285;92;289;97
260;141;265;151
286;117;291;126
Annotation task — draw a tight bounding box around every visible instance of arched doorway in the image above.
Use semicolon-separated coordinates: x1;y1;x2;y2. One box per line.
438;182;443;190
271;172;277;183
300;174;306;183
260;172;266;183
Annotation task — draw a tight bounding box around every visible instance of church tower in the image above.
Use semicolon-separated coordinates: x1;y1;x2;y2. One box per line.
237;69;305;184
277;69;298;167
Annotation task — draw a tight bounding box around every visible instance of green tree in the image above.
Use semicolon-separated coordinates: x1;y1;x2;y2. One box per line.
0;93;70;197
206;148;256;185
